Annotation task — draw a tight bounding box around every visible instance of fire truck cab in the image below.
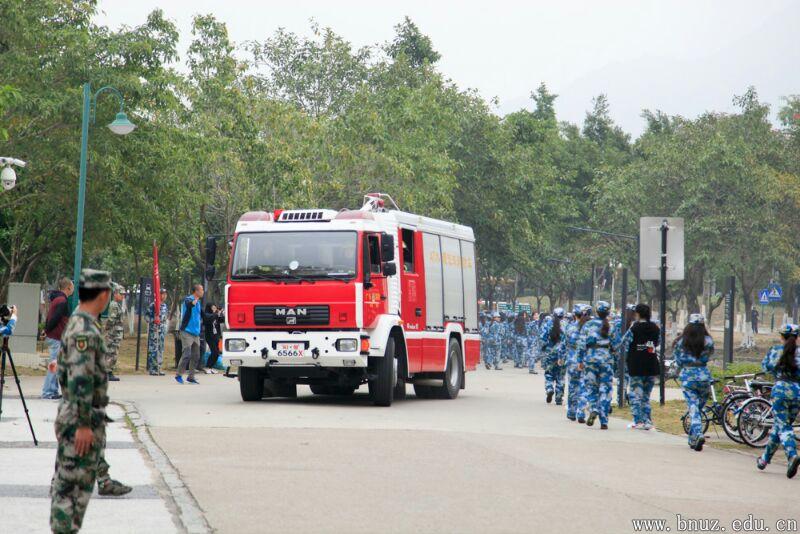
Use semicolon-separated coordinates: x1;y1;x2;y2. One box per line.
222;193;480;406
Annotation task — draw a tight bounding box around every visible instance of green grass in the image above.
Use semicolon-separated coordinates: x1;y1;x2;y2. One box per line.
613;399;753;451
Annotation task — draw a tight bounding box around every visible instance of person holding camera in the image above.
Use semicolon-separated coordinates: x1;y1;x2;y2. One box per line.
42;277;74;400
0;304;17;336
49;269;131;534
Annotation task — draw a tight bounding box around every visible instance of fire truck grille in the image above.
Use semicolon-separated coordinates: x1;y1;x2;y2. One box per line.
253;305;330;326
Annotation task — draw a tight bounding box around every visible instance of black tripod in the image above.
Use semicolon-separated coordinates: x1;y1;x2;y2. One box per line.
0;336;38;445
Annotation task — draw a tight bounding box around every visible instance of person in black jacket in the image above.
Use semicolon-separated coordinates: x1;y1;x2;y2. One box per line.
202;303;224;373
622;304;661;430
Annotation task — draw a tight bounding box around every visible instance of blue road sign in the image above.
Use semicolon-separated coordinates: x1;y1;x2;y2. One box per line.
767;283;783;302
759;290;770;305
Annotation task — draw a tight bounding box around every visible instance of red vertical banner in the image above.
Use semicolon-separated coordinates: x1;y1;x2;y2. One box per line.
153;240;161;325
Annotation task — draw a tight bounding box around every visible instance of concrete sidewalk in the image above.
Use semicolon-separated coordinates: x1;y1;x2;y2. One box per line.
0;393;180;533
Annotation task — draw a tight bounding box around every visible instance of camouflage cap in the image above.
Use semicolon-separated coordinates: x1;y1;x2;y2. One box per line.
79;268;112;290
112;282;127;295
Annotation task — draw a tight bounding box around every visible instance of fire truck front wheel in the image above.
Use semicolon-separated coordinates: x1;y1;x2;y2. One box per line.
239;367;265;401
368;337;397;407
436;338;463;399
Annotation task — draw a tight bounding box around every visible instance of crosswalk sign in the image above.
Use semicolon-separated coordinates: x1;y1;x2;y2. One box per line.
768;284;783;303
759;290;770;305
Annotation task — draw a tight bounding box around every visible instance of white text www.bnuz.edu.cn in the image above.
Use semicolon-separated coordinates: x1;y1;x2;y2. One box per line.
632;515;798;532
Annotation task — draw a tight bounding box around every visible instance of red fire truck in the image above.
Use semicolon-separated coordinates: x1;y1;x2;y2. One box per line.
222;193;480;406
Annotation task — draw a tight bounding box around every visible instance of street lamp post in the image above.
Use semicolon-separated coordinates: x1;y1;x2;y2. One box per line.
71;83;136;307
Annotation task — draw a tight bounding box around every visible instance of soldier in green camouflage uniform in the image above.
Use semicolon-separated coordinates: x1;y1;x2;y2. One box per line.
50;269;131;534
103;283;125;381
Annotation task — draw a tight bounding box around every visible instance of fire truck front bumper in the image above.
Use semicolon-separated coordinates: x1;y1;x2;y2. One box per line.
222;331;370;369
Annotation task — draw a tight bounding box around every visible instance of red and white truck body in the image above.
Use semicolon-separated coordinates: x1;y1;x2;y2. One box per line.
222;194;480;405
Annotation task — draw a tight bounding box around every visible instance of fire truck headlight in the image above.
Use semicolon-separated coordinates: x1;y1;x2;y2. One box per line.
226;338;247;352
336;339;358;352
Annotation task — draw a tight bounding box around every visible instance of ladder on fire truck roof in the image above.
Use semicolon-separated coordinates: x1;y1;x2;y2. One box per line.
360;193;400;212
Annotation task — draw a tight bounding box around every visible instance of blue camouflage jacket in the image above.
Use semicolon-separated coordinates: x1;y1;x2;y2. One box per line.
673;336;714;384
577;317;613;365
486;320;504;347
565;320;582;366
761;345;800;382
539;317;566;362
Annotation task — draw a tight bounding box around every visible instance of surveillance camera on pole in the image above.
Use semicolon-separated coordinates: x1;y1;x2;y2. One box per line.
0;157;27;191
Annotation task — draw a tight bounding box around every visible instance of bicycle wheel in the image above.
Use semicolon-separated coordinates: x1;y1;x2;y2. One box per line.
738;397;772;448
681;409;710;435
721;393;750;444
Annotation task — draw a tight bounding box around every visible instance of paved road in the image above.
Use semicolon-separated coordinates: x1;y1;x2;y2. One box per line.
12;369;798;533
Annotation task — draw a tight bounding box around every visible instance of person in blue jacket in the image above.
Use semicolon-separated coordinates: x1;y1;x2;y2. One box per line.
673;314;714;451
527;313;541;374
757;323;800;478
540;308;567;404
513;312;529;368
0;305;17;337
577;301;614;429
485;312;504;370
566;304;591;422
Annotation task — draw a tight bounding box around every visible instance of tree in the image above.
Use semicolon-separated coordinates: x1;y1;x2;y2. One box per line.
386;17;440;68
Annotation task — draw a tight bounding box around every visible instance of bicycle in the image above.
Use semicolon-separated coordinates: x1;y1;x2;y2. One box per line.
738;388;800;448
679;373;765;443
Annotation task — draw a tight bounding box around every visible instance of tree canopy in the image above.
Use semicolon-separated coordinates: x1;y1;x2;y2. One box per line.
1;1;798;317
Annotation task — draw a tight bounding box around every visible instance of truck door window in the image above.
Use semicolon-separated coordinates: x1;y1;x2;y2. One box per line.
367;234;381;274
401;229;415;273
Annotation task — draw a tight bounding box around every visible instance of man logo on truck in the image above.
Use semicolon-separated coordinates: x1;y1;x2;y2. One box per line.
275;308;308;316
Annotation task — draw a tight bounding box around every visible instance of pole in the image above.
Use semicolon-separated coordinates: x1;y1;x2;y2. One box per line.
135;276;144;371
658;220;668;406
635;235;641;302
618;267;628;408
71;83;91;309
590;263;595;306
725;275;735;366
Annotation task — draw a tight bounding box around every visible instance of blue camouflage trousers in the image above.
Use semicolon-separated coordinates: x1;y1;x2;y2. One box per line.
514;336;528;367
566;366;586;418
544;352;566;401
628;376;656;425
484;345;501;368
762;382;800;463
146;322;167;373
584;359;614;425
681;380;710;444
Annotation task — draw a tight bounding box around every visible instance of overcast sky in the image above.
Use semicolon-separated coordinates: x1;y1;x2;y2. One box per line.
96;0;800;136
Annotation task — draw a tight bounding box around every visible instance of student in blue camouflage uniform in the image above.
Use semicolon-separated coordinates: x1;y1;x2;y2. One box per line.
757;324;800;478
527;313;541;374
540;308;567;404
146;288;169;376
485;312;504;370
577;301;614;429
513;312;529;368
621;304;660;430
479;314;490;365
566;304;591;422
502;313;515;364
673;314;714;451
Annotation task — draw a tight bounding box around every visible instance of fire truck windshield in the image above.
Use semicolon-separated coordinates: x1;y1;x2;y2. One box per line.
231;231;358;281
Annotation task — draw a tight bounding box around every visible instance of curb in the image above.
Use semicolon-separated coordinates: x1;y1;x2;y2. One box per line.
117;401;212;534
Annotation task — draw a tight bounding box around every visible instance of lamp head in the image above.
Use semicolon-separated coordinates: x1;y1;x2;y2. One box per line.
1;166;16;191
107;112;136;135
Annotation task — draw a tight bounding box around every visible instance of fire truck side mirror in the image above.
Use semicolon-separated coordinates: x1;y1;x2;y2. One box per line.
380;233;395;262
381;262;397;277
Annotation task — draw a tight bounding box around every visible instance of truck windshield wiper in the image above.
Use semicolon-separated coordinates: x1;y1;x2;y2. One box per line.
233;272;315;283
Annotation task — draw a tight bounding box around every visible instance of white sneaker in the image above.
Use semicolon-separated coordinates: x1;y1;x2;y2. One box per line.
642;423;654;431
203;369;212;374
210;369;218;374
627;422;644;430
